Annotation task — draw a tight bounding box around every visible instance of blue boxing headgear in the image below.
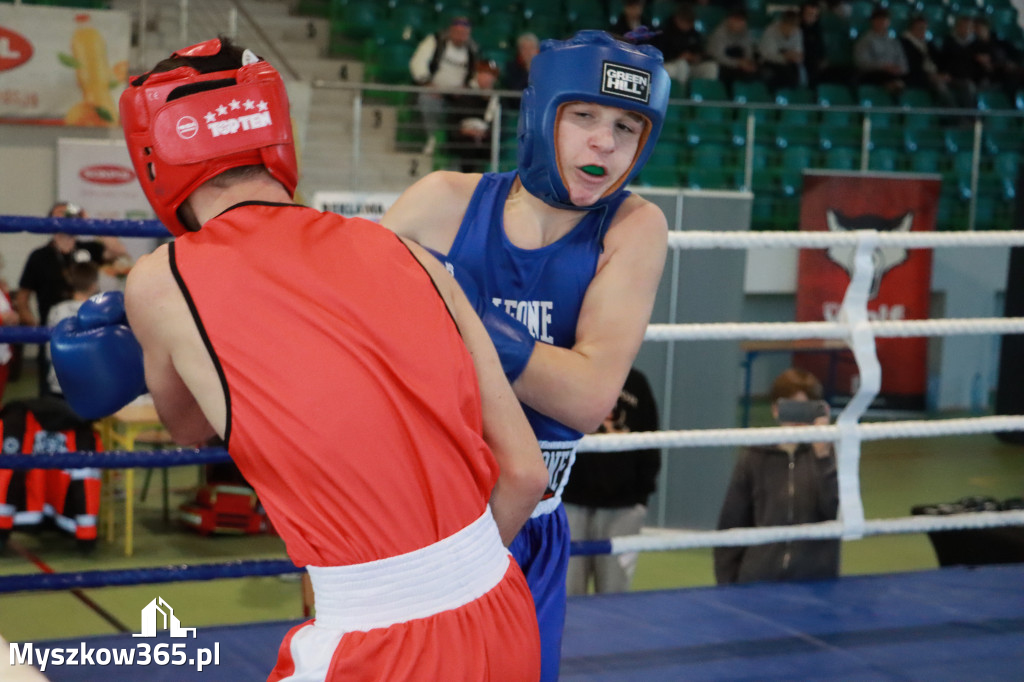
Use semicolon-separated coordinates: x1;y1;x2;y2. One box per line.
517;30;670;210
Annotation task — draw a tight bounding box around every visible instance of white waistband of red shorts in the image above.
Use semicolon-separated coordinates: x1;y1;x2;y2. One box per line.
307;506;510;632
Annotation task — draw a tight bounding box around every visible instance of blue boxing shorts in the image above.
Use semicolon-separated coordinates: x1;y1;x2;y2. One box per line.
509;503;571;682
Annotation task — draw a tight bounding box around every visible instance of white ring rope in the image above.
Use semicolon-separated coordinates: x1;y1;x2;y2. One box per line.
667;229;1024;249
610;511;1024;554
644;317;1024;342
597;227;1024;549
578;415;1024;452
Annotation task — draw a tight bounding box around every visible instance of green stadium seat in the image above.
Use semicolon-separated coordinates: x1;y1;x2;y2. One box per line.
480;8;523;36
903;120;946;153
868;147;902;172
985;128;1024;155
566;0;611;30
973;192;1000;230
369;43;416;84
949;150;976;200
944;127;978;155
524;15;568;40
691;143;736;172
977;88;1019;132
694;5;727;33
908;149;946;174
991;152;1019;200
684;120;734;146
887;3;913;33
817;83;857;127
858;84;897;128
868;125;905;152
775;87;816;126
819;124;862;151
824;146;860;170
391;4;433;31
334;1;384;41
847;0;876;31
732;81;773;125
687;166;735;190
780;145;816;197
773;123;819;149
688;78;732;121
899;87;936;110
822;27;855;67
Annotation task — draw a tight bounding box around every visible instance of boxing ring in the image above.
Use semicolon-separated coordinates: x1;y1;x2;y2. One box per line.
1;214;1023;680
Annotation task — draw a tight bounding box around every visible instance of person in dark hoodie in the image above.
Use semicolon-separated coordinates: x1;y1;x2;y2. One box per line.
714;367;839;585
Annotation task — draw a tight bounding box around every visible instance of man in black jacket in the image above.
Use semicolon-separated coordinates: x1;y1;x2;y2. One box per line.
563;367;661;594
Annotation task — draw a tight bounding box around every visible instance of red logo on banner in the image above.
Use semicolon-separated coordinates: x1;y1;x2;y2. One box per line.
795;171;942;410
0;29;33;72
79;165;135;185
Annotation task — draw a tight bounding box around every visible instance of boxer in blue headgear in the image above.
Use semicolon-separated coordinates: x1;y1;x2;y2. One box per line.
518;30;670;210
382;30;670;681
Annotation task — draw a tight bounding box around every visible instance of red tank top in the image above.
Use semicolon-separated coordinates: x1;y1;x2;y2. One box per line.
172;203;497;566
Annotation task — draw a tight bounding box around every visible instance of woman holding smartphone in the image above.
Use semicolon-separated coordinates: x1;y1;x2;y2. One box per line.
713;368;839;585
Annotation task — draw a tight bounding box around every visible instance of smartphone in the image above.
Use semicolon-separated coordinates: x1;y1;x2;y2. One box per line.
776;398;829;424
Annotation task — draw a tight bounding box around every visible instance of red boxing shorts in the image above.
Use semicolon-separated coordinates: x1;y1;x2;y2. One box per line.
269;507;541;681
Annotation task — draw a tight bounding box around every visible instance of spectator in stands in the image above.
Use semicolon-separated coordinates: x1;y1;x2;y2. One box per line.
445;60;501;172
899;14;955;107
706;7;759;92
853;7;909;95
563;368;661;596
970;17;1022;95
800;1;829;88
937;14;979;108
14;202;127;397
650;3;720;87
409;16;479;155
503;32;539;93
611;0;652;38
758;10;805;91
714;368;839;585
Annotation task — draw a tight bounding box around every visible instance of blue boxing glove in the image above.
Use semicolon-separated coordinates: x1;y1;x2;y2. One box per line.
423;247;536;383
50;291;147;420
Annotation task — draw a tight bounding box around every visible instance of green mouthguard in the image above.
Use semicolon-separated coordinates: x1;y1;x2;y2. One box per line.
582;165;605;176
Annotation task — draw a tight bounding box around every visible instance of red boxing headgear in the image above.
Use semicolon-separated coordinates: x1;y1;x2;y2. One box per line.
120;39;298;236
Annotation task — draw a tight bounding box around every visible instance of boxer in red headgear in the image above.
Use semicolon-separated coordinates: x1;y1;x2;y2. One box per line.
56;38;547;681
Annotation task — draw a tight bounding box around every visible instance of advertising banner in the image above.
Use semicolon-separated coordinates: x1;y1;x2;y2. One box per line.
795;170;942;410
311;191;400;222
57;138;160;288
0;5;130;126
57;138;153;221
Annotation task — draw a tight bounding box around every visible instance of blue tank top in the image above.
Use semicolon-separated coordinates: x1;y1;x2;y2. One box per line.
449;171;628;515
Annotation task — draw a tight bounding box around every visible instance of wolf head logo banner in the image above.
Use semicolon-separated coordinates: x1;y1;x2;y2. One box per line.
825;209;913;300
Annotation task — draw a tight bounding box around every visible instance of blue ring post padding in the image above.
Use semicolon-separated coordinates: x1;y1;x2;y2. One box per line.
0;326;52;343
0;215;170;238
570;539;613;557
0;559;303;594
0;446;231;470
